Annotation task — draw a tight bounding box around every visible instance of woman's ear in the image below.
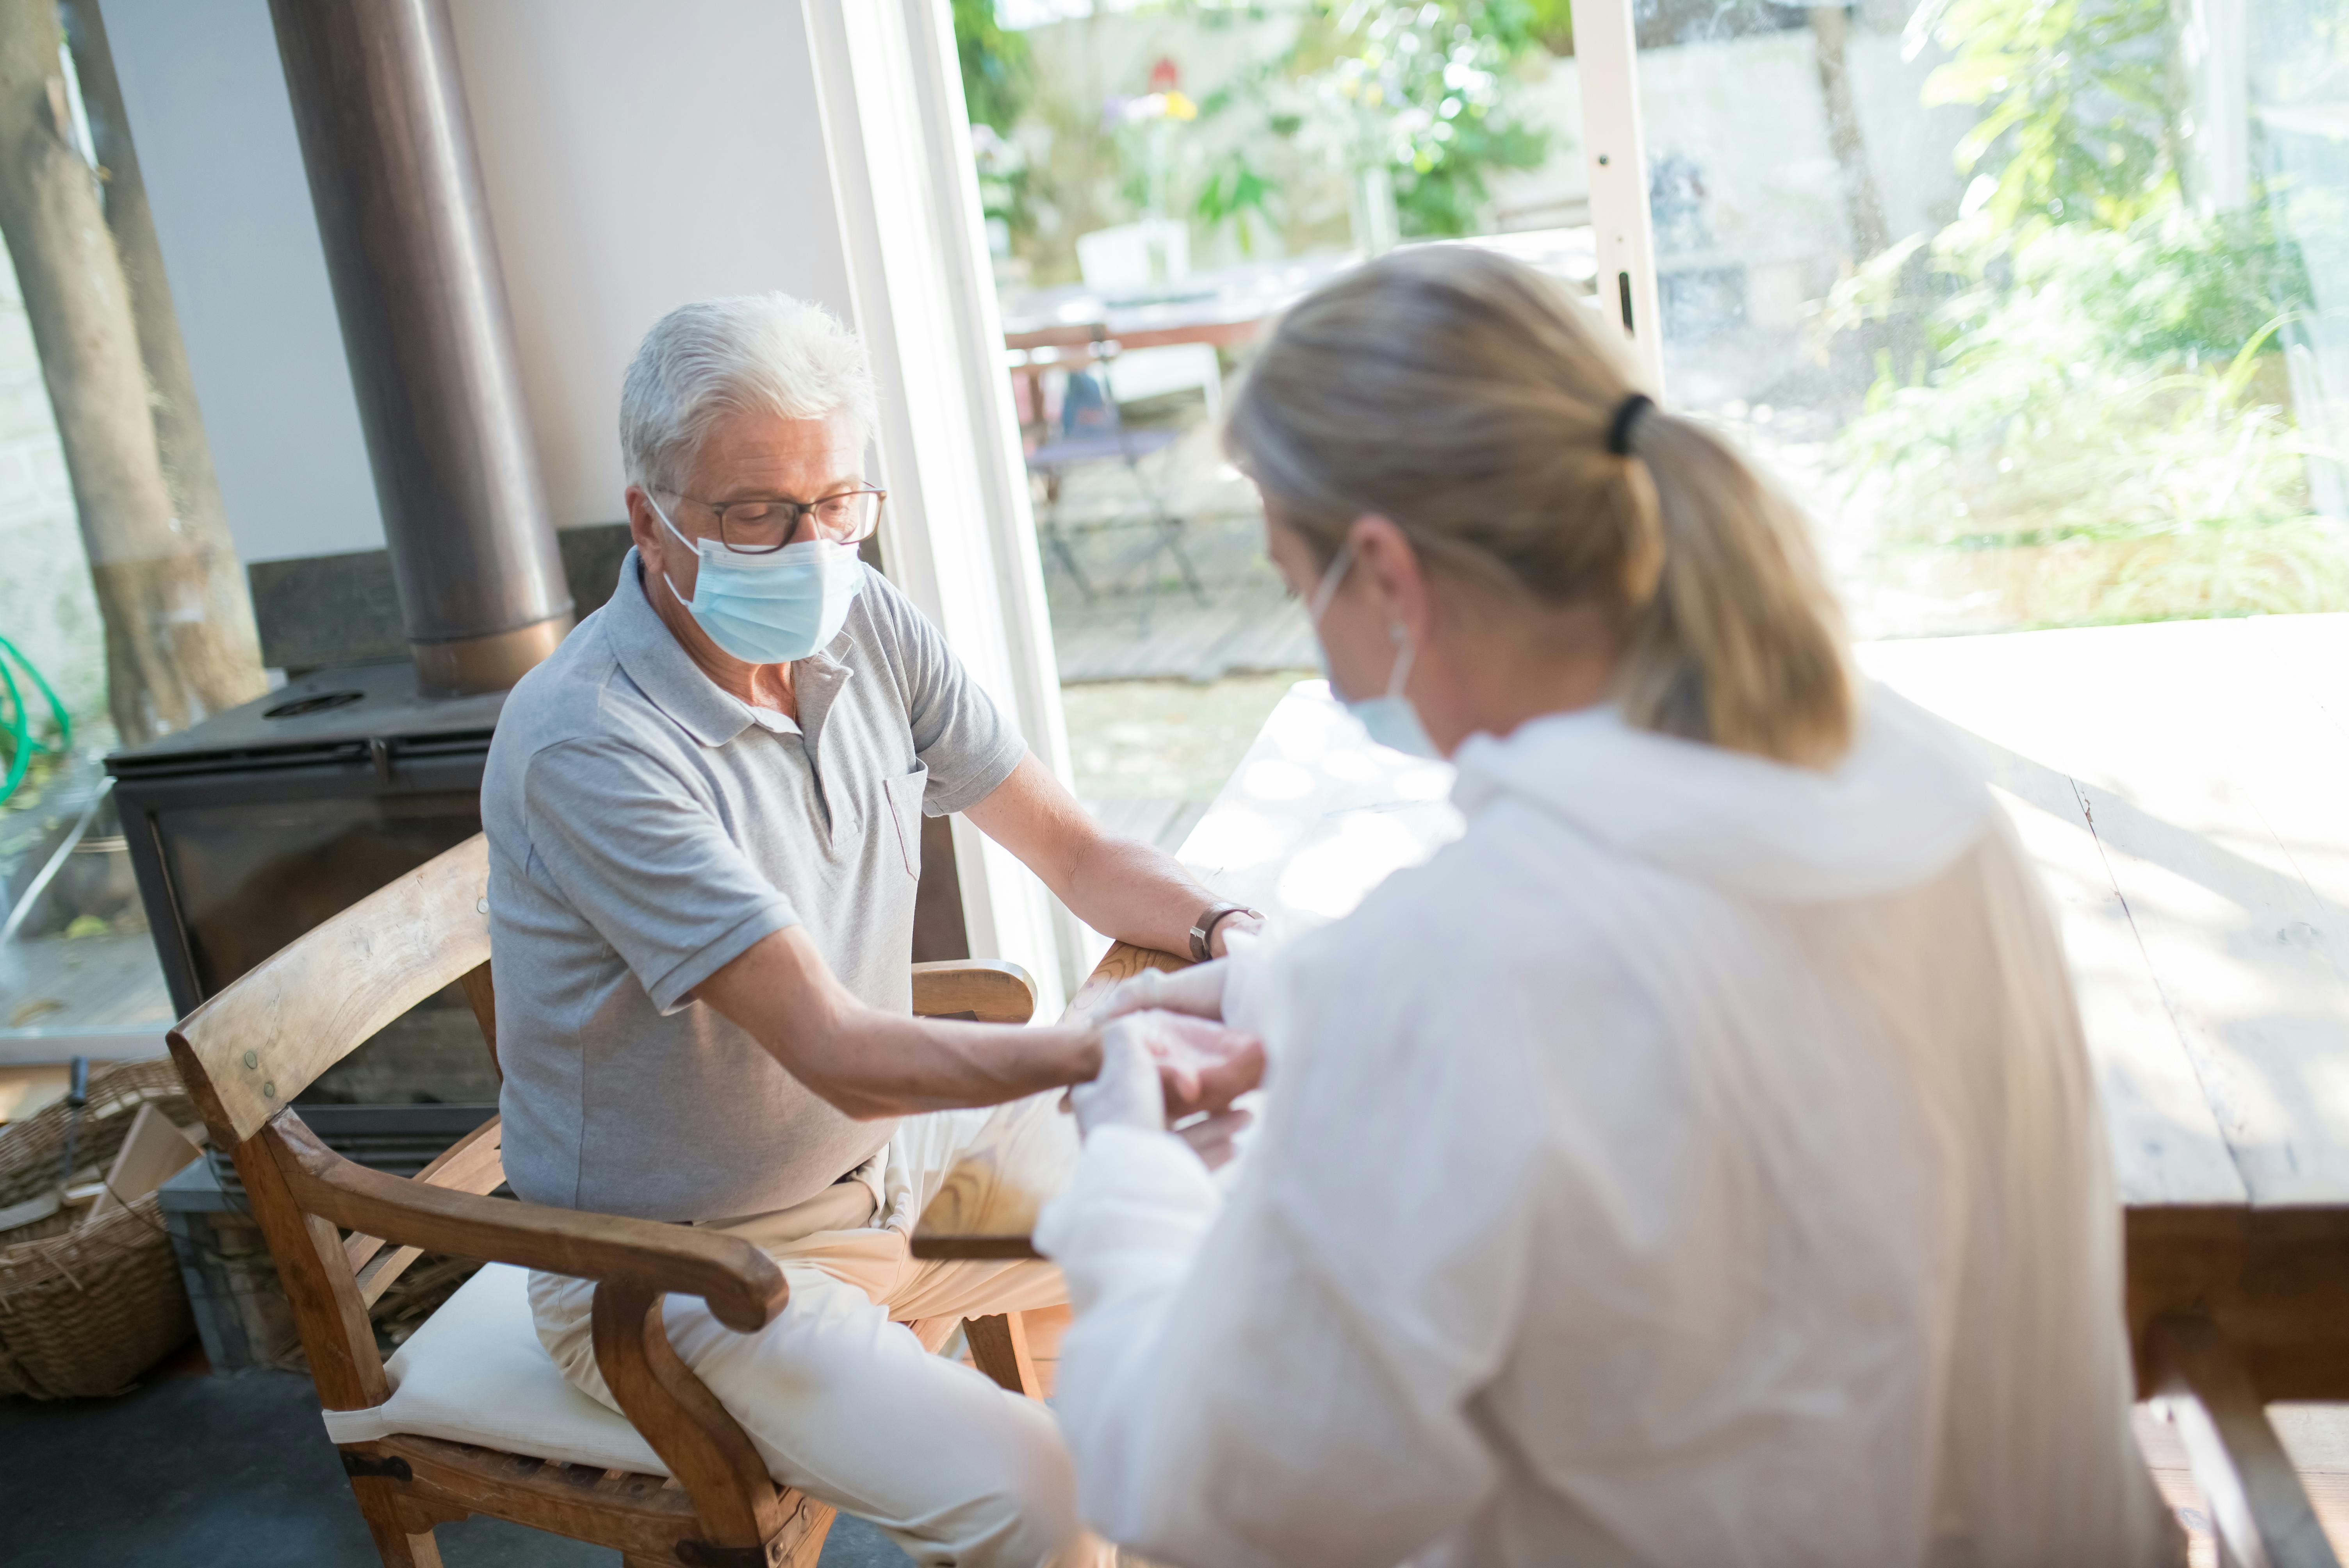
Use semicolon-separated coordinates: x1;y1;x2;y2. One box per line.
1347;514;1431;640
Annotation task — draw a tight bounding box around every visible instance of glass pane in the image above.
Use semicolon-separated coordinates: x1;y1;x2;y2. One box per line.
960;3;1600;898
1629;0;2349;637
156;791;494;1104
960;2;1346;900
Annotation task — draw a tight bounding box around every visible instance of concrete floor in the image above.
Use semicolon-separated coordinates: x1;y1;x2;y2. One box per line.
0;1358;913;1568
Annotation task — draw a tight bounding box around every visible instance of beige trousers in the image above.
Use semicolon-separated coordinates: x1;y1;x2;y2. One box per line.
529;1092;1110;1568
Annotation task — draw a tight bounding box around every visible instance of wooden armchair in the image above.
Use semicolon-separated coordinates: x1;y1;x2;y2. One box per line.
166;833;1046;1568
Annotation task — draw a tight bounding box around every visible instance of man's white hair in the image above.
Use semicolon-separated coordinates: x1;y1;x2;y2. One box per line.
619;293;878;493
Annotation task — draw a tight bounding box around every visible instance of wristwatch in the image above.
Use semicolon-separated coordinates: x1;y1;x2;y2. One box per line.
1188;902;1262;963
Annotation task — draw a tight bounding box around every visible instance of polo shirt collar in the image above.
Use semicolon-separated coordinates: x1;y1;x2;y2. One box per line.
607;548;856;748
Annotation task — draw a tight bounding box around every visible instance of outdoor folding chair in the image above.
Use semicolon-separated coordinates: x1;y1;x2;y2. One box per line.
165;833;1047;1568
1007;322;1208;604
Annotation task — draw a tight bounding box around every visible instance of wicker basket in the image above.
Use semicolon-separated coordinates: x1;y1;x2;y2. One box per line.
0;1058;201;1398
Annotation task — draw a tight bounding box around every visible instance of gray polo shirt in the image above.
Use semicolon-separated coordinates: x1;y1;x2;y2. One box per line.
482;549;1025;1221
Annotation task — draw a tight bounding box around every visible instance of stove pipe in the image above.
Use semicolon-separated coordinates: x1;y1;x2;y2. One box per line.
269;0;572;695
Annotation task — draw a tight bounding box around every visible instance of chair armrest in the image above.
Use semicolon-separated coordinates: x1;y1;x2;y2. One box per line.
344;1114;509;1306
595;1281;788;1549
912;960;1036;1025
1060;941;1191;1025
267;1113;786;1334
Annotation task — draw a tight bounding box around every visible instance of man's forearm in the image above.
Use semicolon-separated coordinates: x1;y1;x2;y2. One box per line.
695;925;1105;1120
1064;832;1226;959
965;754;1253;957
788;1010;1104;1121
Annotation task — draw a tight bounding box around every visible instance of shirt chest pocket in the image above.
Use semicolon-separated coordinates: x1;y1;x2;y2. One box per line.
882;764;929;878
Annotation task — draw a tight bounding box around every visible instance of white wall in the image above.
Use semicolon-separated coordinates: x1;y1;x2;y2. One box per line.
102;0;858;563
443;0;858;531
1494;27;1974;258
101;0;380;565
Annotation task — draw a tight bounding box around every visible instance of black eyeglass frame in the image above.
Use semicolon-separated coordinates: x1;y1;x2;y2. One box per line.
657;484;889;553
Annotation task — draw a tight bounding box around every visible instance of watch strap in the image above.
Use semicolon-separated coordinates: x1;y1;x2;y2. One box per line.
1188;902;1260;963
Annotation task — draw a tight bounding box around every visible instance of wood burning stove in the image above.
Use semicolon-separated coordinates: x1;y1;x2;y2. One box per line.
109;660;503;1121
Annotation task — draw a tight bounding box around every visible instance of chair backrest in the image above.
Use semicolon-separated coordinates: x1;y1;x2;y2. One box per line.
172;834;492;1145
167;834;499;1412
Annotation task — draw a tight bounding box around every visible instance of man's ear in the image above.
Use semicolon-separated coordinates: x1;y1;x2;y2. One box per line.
625;485;662;559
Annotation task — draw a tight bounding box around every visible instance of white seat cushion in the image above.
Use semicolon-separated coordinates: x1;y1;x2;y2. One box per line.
320;1262;669;1476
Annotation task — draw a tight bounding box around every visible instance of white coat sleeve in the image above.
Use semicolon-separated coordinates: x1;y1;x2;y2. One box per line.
1034;911;1542;1568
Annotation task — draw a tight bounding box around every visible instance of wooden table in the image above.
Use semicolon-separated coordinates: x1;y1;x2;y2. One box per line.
923;617;2349;1387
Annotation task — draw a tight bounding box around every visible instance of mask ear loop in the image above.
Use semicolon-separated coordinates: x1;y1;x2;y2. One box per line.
1384;618;1417;704
1305;541;1355;629
643;487;703;609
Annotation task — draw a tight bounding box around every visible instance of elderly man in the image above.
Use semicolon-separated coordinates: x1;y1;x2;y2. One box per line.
480;293;1262;1568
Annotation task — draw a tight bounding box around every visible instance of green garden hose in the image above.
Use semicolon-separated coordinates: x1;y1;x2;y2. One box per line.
0;633;71;805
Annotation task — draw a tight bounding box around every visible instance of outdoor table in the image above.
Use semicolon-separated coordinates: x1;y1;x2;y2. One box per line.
996;227;1600;356
998;253;1353;359
914;618;2349;1421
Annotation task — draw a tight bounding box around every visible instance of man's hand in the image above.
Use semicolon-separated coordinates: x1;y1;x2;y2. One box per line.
1069;1010;1264;1169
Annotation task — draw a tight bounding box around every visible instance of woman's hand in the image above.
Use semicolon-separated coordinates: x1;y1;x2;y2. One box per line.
1210;913;1264;958
1099;958;1234;1024
1069;1010;1262;1170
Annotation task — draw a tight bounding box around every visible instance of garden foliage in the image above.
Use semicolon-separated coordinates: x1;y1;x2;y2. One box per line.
1826;0;2347;627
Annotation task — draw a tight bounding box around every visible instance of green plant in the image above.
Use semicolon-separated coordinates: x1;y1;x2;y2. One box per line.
1302;0;1553;237
1907;0;2179;233
1182;0;1555;241
1195;146;1281;254
1524;0;1572;54
1835;219;2343;625
1825;198;2315;374
0;632;70;806
953;0;1034;134
952;0;1041;260
1813;0;2349;629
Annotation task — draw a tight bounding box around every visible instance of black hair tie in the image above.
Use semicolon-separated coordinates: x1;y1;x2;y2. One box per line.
1606;392;1654;456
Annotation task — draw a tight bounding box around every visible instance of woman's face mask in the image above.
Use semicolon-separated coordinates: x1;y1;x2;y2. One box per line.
647;490;864;665
1306;542;1439;759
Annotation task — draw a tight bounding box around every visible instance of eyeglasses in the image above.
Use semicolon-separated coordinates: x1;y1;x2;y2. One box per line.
671;485;887;552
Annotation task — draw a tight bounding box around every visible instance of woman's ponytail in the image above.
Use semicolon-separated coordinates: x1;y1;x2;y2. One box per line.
1613;410;1854;767
1226;244;1855;769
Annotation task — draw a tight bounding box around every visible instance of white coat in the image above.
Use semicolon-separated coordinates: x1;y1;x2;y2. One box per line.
1034;691;2178;1568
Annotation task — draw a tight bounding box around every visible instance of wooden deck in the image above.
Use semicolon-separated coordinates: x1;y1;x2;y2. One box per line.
1031;406;1320;686
1049;575;1317;685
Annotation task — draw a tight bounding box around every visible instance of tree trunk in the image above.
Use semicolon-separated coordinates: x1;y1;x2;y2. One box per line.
1810;5;1891;261
63;0;261;650
0;0;264;747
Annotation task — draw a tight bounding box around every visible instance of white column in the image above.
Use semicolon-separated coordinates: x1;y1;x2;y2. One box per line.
1573;0;1666;395
802;0;1078;1016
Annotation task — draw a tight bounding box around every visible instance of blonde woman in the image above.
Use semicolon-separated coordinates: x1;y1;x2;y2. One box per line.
1033;247;2176;1567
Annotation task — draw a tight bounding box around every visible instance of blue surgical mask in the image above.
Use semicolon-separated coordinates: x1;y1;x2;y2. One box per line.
648;490;864;664
1305;543;1440;759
